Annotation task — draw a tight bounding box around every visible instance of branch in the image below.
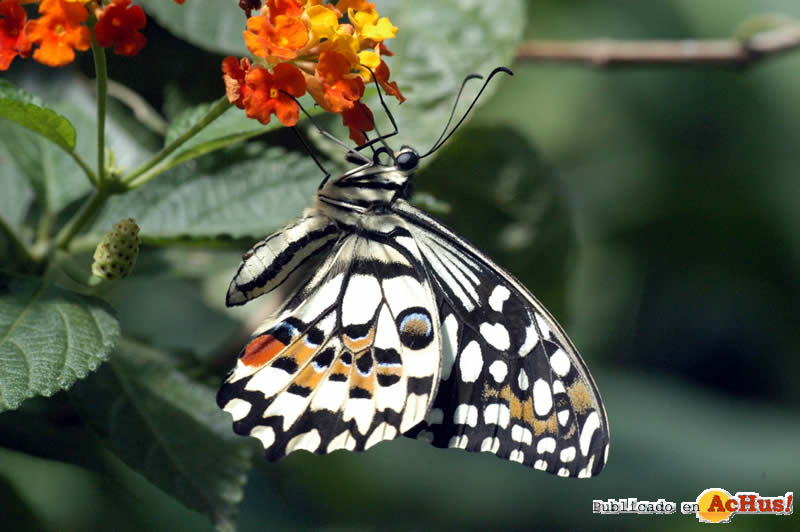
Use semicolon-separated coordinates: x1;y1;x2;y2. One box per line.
516;23;800;68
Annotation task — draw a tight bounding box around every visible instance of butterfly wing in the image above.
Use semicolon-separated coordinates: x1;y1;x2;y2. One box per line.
394;200;610;478
218;222;442;459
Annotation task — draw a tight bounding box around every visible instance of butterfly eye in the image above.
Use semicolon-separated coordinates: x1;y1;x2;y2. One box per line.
395;150;419;172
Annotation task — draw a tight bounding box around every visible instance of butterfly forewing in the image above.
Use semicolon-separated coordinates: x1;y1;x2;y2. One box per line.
393;200;609;477
218;223;442;459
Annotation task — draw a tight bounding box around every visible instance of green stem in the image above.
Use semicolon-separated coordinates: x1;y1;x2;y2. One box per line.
91;36;109;186
53;187;111;252
0;215;36;265
123;96;232;189
69;149;98;187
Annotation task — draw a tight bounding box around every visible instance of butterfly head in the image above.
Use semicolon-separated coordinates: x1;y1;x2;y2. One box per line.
319;145;419;210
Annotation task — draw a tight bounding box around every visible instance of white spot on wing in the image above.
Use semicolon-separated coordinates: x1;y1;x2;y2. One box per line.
511;424;533;445
517;368;529;391
552;379;566;395
533;379;553;416
286;429;321;453
549;348;571;377
480;437;500;453
458;341;482;383
250;426;275;449
327;430;356;452
558;409;570;426
440;314;459;380
557;468;570;477
509;450;525;463
223;398;251;421
536;437;556;454
488;360;508;383
488;285;511;312
580;412;601;456
400;393;429;432
264;391;308;430
560;446;576;463
534;459;548;471
518;322;539;357
483;403;510;428
341;274;382;326
453;404;478;427
480;322;510;350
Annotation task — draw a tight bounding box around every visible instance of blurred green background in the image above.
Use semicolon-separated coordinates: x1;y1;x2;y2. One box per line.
2;0;799;530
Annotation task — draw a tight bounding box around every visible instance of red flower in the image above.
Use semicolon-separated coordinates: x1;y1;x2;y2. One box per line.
243;62;306;126
373;59;404;103
0;0;31;70
341;101;374;145
222;56;252;109
94;0;147;56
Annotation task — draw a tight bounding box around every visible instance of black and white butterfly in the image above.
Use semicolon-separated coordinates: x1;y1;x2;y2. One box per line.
217;68;609;478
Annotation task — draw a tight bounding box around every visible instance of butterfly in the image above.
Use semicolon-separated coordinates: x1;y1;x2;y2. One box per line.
217;67;609;478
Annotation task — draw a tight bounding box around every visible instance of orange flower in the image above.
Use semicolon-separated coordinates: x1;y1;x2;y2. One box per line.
25;0;91;67
306;50;364;113
0;0;32;70
341;101;373;145
94;0;146;56
243;12;308;60
263;0;303;24
222;56;252;109
174;0;185;3
242;62;306;126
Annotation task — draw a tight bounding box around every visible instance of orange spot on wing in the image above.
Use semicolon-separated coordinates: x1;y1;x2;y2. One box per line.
240;334;285;367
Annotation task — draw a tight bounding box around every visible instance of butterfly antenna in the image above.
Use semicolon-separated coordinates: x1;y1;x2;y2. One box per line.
420;66;513;158
426;72;484;153
352;66;399;158
281;90;370;164
289;126;332;188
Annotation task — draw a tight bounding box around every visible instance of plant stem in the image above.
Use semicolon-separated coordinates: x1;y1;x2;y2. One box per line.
124;96;232;188
69;149;99;187
0;215;35;265
91;36;109;186
53;187;111;252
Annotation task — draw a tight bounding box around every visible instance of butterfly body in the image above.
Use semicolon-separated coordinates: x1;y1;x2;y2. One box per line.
219;146;609;476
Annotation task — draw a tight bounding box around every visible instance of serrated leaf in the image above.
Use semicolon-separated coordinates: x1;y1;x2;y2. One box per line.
72;338;254;532
88;145;319;242
0;274;119;412
0;80;76;151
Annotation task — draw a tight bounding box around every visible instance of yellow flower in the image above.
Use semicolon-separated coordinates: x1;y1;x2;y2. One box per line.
348;6;396;43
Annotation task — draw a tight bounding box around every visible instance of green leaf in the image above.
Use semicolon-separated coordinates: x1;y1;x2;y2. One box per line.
1;73;156;218
0;140;35;238
72;338;254;532
138;0;245;56
0;274;119;412
88;145;319;242
160;101;278;169
0;80;76;152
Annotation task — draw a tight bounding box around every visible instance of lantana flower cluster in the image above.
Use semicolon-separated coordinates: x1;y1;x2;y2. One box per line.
223;0;405;143
0;0;184;70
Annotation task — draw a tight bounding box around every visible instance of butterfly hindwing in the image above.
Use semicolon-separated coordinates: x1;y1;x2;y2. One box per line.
218;221;442;459
394;200;610;477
